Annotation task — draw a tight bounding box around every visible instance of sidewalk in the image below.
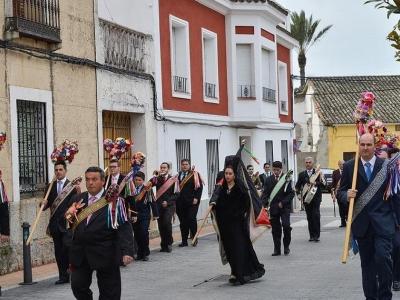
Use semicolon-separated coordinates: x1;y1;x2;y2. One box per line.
0;224;215;290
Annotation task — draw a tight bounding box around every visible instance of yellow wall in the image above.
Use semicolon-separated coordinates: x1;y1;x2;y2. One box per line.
328;125;400;168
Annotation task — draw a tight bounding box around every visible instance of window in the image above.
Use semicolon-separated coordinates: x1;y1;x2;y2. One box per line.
17;100;48;197
281;140;288;172
236;44;255;99
278;61;288;113
395;125;400;131
170;15;191;98
343;152;356;161
265;140;274;165
202;29;219;103
175;139;191;171
206;140;219;196
261;48;276;103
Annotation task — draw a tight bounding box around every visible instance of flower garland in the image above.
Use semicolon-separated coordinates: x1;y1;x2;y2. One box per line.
354;91;376;135
0;132;6;151
103;137;132;160
51;139;79;163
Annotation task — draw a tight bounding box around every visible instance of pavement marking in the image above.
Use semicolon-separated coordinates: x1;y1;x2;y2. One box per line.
323;220;341;228
291;220;308;228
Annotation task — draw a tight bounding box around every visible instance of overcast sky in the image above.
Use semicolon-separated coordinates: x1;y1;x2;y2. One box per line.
278;0;400;78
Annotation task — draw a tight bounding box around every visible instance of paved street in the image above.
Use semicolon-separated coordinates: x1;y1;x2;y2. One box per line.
2;195;398;300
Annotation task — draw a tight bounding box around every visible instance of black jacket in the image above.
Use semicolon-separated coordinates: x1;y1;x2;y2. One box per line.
104;174;125;189
154;175;178;210
177;171;203;207
261;174;294;215
69;191;134;269
127;186;159;221
295;169;324;203
0;201;9;236
43;179;77;236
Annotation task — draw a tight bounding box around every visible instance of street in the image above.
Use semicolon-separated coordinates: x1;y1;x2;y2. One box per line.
2;195;396;300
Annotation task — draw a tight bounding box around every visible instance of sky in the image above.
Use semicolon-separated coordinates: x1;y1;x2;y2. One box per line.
278;0;400;77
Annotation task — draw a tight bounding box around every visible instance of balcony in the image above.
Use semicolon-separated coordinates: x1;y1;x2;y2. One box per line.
100;19;152;73
173;76;189;94
6;0;61;43
262;87;276;103
237;84;255;100
205;82;217;99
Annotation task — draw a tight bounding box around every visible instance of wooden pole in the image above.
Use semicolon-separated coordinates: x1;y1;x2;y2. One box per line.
191;205;213;246
341;150;360;264
26;176;56;245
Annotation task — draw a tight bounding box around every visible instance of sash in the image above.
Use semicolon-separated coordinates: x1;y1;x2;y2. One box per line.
156;176;178;200
179;172;194;191
268;174;288;205
72;197;108;231
49;183;76;219
135;189;147;202
353;159;389;221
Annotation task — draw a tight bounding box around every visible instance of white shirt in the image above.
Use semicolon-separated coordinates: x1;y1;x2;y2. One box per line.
361;155;376;172
57;177;67;194
111;174;120;185
88;188;105;204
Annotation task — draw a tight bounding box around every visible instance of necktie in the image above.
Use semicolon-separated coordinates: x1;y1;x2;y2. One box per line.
365;162;372;181
57;181;63;195
86;196;97;225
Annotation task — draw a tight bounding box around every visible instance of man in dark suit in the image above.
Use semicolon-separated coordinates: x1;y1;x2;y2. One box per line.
0;169;9;243
176;159;203;247
331;160;347;227
42;161;81;285
259;162;272;188
338;133;397;300
295;157;325;242
104;158;124;189
68;167;134;300
261;161;294;256
154;162;177;253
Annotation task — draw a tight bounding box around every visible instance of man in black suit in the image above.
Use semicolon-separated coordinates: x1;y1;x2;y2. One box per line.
105;158;124;189
259;162;272;188
154;162;178;253
176;159;203;247
42;161;81;285
331;160;347;227
68;167;134;300
262;161;294;256
338;133;398;300
295;157;325;242
0;169;9;243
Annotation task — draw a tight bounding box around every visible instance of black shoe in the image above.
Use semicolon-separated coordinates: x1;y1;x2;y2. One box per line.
179;242;188;247
393;281;400;291
55;279;69;285
284;248;290;255
136;255;143;260
314;238;320;242
271;251;281;256
167;245;172;253
309;238;314;242
142;256;149;261
228;275;237;284
160;248;167;252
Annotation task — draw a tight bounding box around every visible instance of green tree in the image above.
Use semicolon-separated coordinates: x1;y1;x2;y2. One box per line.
365;0;400;61
290;11;333;87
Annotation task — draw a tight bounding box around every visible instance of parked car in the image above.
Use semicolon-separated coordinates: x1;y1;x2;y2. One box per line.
320;168;334;193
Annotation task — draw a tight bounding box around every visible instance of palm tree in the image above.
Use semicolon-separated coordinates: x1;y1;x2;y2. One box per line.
290;10;333;87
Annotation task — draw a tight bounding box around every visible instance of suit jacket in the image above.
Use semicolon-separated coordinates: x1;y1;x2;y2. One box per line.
104;174;125;190
177;171;203;207
0;201;9;235
259;173;270;188
43;179;77;236
338;157;396;238
154;175;178;210
295;169;324;203
127;186;159;221
69;191;134;269
332;169;342;192
261;174;294;215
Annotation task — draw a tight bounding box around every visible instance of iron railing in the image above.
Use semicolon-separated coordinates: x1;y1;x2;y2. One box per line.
262;87;276;103
17;100;48;197
6;0;61;43
237;85;255;99
205;82;217;99
173;76;189;94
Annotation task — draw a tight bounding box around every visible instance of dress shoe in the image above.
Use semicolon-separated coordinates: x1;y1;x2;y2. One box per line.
160;248;167;252
308;238;314;242
284;248;290;255
55;279;69;285
228;275;237;284
167;245;172;253
136;255;143;260
178;242;188;247
142;256;149;261
271;251;281;256
314;238;320;242
393;281;400;291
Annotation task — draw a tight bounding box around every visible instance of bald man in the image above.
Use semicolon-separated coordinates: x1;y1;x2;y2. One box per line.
332;160;347;227
338;133;398;300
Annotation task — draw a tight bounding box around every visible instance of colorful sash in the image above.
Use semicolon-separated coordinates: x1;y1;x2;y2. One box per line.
72;197;109;231
156;175;178;200
268;171;292;205
179;172;194;191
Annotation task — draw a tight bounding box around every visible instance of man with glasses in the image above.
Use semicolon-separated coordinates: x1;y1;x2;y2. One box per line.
105;158;125;189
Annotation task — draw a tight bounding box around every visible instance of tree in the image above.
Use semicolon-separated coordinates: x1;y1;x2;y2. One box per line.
290;11;333;87
365;0;400;61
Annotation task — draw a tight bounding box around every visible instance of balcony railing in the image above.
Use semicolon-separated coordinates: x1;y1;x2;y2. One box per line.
173;76;189;94
262;87;276;103
100;19;151;73
280;100;288;112
6;0;61;43
237;85;255;99
205;82;217;99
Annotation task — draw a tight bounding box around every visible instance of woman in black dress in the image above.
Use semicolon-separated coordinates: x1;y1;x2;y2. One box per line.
211;165;265;285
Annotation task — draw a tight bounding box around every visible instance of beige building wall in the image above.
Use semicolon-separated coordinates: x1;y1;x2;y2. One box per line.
0;0;97;274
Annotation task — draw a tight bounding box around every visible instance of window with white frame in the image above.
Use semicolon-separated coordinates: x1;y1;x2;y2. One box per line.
175;139;191;171
236;44;255;99
202;29;219;102
278;61;288;113
206;139;219;196
261;48;276;103
170;15;191;98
